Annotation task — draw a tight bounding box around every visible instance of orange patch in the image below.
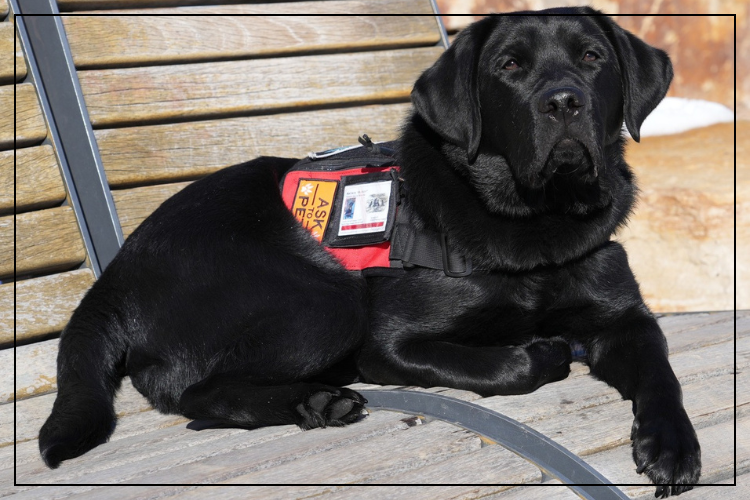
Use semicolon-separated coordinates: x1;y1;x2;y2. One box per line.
290;179;338;241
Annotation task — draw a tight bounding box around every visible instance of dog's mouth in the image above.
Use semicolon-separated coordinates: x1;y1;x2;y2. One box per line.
513;137;608;213
540;138;598;184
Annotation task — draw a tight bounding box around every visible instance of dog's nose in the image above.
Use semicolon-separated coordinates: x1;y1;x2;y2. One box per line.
538;87;585;120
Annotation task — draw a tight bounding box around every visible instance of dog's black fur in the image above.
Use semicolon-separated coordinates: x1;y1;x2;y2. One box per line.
39;8;700;496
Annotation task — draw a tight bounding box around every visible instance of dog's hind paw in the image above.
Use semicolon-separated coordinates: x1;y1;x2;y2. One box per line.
295;386;367;430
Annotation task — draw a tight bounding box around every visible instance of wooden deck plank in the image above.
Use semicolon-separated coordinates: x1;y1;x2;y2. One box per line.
369;443;540;486
0;83;47;149
7;378;172;454
9;411;191;478
659;311;739;336
215;421;482;485
176;484;536;500
4;485;321;500
192;486;348;500
173;461;535;500
96;103;411;188
666;473;750;500
660;311;741;353
581;415;748;498
6;312;740;442
78;47;441;127
393;329;738;436
2;378;155;449
476;332;741;427
64;3;437;68
0;145;66;215
0;268;94;351
14;410;412;487
0;206;86;279
493;485;581;499
12;417;293;487
294;485;573;500
0;24;26;83
6;312;739;493
483;370;741;462
6;383;409;457
312;485;545;500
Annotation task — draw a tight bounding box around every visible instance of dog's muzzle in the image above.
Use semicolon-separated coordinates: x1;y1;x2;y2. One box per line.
541;138;598;184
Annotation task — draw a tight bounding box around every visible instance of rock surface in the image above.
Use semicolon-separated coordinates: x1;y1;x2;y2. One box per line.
620;122;741;312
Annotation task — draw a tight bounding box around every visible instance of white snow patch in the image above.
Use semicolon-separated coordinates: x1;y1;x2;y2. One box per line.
626;97;734;138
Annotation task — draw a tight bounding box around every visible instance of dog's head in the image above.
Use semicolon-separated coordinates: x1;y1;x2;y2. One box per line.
411;8;672;195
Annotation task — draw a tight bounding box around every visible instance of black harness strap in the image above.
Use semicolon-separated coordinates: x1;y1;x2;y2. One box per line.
297;135;476;278
390;224;473;277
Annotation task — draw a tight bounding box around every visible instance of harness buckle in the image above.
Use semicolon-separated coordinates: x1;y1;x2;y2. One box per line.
440;233;473;277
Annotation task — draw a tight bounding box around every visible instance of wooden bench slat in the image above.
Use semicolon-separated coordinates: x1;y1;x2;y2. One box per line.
0;269;94;348
78;47;441;127
0;83;47;150
0;24;26;83
2;377;167;449
0;206;86;278
0;145;66;215
64;3;438;68
96;103;411;188
112;182;190;238
0;338;60;403
57;0;317;11
66;0;434;14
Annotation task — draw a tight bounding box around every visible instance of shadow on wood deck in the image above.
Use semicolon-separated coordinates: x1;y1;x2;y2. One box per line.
2;310;745;499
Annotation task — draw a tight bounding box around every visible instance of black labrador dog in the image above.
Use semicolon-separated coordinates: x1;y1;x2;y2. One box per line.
40;8;700;496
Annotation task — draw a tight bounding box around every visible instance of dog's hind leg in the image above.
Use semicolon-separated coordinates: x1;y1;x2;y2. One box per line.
178;373;367;430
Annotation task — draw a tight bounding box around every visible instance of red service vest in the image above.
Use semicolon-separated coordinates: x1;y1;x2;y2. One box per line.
280;163;400;271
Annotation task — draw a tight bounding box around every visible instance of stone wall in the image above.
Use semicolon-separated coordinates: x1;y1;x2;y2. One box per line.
436;0;745;118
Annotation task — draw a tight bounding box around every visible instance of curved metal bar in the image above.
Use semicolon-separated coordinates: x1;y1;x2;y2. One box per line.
360;390;629;500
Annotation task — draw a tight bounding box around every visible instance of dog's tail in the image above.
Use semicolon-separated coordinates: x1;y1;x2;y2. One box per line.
38;282;127;469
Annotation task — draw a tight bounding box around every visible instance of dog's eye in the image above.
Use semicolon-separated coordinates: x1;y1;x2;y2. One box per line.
583;51;599;62
502;59;520;70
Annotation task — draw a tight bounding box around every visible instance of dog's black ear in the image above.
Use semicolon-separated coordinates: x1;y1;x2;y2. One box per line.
595;14;673;142
411;19;492;162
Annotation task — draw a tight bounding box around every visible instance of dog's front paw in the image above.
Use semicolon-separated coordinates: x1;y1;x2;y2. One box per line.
631;406;701;497
523;338;572;390
295;386;367;430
